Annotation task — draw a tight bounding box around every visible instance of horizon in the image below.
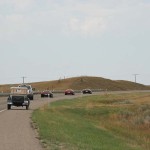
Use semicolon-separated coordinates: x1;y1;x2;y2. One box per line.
0;75;148;86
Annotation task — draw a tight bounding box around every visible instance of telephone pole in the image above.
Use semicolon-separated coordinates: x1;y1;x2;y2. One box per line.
21;76;26;84
133;74;139;83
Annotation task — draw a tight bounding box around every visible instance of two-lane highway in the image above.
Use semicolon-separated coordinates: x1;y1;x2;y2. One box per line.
0;93;85;150
0;97;7;112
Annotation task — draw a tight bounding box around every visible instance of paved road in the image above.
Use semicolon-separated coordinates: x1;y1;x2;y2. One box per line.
0;93;85;150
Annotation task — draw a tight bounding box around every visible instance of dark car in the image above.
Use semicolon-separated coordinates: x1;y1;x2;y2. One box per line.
41;90;53;98
65;89;75;95
82;89;92;94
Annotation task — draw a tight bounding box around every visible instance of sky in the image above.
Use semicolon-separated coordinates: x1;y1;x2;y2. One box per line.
0;0;150;85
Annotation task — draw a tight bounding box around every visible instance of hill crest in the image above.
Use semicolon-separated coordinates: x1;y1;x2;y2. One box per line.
0;76;149;93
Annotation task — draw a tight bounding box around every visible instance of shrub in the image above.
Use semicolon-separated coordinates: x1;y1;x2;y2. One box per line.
138;104;150;112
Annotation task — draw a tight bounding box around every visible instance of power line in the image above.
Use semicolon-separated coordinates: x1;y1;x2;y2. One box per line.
133;74;139;83
21;76;27;84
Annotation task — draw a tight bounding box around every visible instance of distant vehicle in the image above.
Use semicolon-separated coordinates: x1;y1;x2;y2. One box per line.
82;89;92;94
41;90;53;98
65;89;75;95
7;87;30;110
18;84;34;100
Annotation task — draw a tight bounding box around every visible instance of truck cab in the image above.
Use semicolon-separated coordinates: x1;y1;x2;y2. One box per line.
18;84;34;100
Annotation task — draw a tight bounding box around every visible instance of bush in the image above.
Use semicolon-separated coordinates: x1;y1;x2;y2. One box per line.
138;104;150;112
133;117;144;125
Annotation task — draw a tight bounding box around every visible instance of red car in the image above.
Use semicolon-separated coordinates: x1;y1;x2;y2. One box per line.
41;90;53;98
65;89;75;95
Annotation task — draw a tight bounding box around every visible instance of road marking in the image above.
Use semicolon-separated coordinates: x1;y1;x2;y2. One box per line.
0;109;6;113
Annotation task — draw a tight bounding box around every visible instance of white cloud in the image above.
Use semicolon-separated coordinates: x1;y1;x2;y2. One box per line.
0;0;150;40
66;16;106;36
2;0;35;11
52;1;114;36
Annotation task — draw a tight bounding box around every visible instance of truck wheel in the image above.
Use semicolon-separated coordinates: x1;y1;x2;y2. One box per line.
26;105;29;110
31;96;34;100
7;105;11;110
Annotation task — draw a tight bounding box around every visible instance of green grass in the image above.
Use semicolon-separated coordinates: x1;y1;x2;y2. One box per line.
32;92;150;150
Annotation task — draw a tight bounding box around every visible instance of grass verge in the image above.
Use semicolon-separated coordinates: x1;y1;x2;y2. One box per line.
32;92;150;150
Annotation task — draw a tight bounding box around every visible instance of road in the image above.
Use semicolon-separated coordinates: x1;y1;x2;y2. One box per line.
0;90;150;150
0;93;85;150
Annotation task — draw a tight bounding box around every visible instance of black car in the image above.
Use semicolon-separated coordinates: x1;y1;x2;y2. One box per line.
41;90;53;98
82;89;92;94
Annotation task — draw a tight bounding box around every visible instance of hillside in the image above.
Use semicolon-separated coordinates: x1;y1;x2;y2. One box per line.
0;76;150;93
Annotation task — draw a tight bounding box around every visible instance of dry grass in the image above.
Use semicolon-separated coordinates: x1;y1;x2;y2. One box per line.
32;92;150;150
0;76;150;93
97;93;150;149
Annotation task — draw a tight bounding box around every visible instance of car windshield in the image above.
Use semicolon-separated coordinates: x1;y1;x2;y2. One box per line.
11;88;28;94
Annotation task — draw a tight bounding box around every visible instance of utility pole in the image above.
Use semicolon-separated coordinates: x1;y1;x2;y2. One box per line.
133;74;139;83
21;76;26;84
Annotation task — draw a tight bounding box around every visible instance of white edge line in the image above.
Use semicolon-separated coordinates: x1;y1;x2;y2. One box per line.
0;109;6;113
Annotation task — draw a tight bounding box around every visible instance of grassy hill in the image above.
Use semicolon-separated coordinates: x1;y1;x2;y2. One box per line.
0;76;150;93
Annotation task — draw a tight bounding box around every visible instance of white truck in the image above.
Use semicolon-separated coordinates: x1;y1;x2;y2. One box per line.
18;84;34;100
